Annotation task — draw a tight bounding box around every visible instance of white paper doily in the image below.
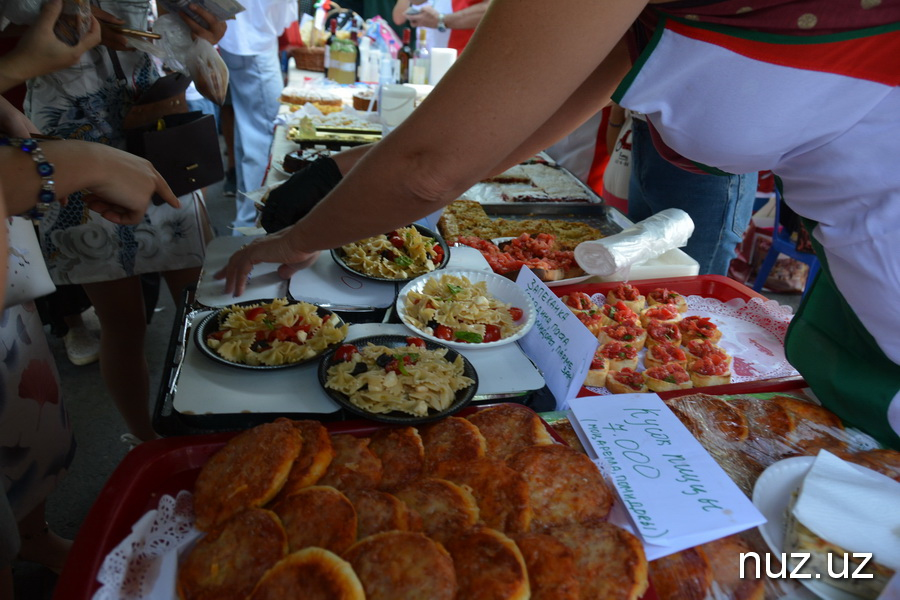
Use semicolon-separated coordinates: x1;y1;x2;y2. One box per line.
93;490;201;600
584;294;799;395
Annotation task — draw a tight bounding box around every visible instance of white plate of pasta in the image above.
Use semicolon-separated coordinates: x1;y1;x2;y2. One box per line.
396;269;536;349
331;224;450;282
194;298;348;370
317;334;478;424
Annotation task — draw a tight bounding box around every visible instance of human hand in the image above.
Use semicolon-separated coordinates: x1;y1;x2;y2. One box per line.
91;6;133;51
73;143;179;224
0;0;101;83
214;231;321;297
179;4;227;45
407;6;440;29
0;97;39;138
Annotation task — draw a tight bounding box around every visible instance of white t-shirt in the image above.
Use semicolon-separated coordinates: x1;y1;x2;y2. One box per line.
218;0;296;55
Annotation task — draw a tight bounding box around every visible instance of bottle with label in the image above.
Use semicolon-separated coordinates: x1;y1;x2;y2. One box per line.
397;28;412;84
410;29;430;85
327;30;357;84
350;30;361;83
323;19;337;72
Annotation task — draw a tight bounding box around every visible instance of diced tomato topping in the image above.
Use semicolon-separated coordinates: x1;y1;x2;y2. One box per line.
564;292;595;312
245;307;266;320
644;304;679;321
611;283;641;302
405;336;426;348
389;236;405;249
335;344;359;362
208;330;226;341
385;358;401;373
648;342;686;364
684;339;727;359
509;307;524;321
691;355;730;376
603;301;638;325
679;316;718;338
434;325;454;341
590;349;606;370
613;368;645;389
432;244;445;263
647;320;681;343
483;324;502;343
272;326;295;341
254;331;268;342
645;363;690;383
602;323;643;343
599;341;638;360
648;288;680;305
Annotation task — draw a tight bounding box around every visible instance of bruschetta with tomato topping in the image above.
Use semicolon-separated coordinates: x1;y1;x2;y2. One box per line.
583;348;610;388
645;320;682;348
598;341;640;371
605;283;646;314
600;301;640;327
644;342;688;370
644;364;694;393
639;303;683;328
561;292;601;313
688;355;732;387
647;288;688;313
683;339;732;367
597;323;647;352
605;368;649;394
678;315;723;344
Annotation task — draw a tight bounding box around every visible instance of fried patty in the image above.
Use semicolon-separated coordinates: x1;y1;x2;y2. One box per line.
549;522;649;600
367;426;425;492
248;548;365;600
274;418;335;499
432;458;533;534
344;531;457;600
420;416;487;473
318;433;383;492
467;404;554;460
346;489;422;539
648;546;713;600
444;527;530;600
270;485;357;554
507;443;613;529
177;508;287;600
513;532;581;600
193;421;302;530
394;477;479;543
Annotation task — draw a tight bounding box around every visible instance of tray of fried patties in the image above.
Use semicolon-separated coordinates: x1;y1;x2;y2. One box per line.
66;403;656;600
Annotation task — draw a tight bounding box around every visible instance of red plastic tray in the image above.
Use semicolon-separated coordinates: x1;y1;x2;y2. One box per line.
57;407;570;599
552;274;804;398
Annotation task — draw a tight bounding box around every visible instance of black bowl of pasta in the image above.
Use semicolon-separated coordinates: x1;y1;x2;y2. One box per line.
330;224;451;283
194;298;349;370
317;334;479;425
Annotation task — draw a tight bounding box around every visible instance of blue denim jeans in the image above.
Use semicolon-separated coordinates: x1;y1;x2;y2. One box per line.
220;47;283;231
628;119;757;276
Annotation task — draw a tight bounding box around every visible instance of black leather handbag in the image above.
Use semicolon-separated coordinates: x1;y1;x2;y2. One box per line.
112;51;224;197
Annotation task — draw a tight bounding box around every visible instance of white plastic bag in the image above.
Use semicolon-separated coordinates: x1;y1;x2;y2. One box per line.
147;14;229;105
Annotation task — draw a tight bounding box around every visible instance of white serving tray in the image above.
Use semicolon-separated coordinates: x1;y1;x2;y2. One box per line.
172;322;545;417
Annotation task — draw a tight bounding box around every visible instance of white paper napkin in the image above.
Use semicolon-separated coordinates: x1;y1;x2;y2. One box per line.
793;450;900;570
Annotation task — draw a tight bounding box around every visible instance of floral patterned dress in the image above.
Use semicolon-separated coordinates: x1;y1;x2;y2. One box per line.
22;0;207;285
0;302;75;522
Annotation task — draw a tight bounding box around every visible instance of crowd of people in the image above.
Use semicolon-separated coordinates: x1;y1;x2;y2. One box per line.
2;0;899;596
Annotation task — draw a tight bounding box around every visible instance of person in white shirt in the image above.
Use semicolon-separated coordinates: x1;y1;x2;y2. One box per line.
218;0;296;232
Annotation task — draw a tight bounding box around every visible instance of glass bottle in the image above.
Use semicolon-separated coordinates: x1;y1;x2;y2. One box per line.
411;28;430;85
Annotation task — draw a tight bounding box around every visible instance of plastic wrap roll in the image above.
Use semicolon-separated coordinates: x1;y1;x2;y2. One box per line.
574;208;695;277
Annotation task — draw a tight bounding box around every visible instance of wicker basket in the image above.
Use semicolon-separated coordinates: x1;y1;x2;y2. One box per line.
290;46;325;72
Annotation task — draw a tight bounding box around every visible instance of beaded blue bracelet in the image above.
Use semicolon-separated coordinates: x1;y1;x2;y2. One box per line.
0;136;56;219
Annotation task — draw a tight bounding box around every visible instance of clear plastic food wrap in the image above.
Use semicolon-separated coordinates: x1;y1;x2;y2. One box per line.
574;208;694;277
0;0;91;45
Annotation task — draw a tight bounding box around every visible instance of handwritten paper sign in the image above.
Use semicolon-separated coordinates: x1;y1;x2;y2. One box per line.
569;394;765;560
516;268;597;410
